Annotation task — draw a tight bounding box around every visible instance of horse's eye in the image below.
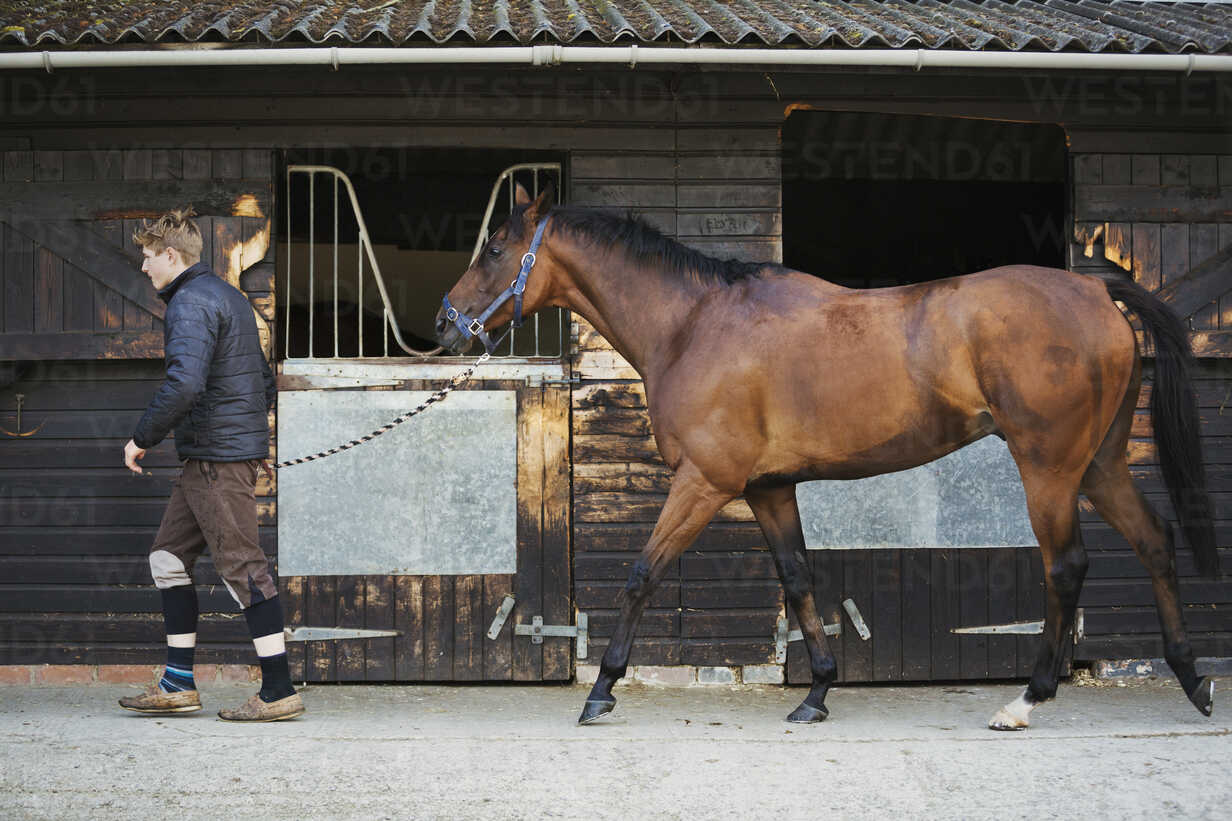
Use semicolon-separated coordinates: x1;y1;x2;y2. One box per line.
488;245;503;258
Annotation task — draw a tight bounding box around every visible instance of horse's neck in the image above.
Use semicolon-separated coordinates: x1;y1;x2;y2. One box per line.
554;243;707;381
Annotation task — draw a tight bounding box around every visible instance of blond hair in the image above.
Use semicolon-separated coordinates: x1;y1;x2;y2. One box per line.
132;207;203;265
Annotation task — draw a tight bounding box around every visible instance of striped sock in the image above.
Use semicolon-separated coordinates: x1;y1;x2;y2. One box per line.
160;645;196;692
245;597;295;703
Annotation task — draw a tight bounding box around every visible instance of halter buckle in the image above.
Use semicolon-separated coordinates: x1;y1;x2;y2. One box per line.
511;277;526;295
446;307;459;322
521;252;536;269
468;318;484;335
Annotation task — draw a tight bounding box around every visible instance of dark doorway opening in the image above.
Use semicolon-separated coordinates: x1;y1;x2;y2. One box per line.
277;147;564;359
782;111;1067;288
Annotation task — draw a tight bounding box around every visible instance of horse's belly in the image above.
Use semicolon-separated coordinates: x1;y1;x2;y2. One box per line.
750;405;996;487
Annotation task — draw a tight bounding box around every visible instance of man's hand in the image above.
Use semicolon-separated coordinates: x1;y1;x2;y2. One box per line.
124;439;147;475
260;459;274;480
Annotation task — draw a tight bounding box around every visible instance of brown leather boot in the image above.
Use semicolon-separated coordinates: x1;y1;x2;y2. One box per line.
118;686;202;714
217;691;305;722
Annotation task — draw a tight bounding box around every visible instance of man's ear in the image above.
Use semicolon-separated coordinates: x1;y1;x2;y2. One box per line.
525;182;555;223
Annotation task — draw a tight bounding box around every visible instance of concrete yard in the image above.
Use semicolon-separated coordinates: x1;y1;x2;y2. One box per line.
1;677;1228;820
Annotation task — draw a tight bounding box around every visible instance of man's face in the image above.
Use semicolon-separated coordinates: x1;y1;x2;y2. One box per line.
141;246;186;291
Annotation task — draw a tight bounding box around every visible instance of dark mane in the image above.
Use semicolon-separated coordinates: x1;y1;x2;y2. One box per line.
543;205;784;286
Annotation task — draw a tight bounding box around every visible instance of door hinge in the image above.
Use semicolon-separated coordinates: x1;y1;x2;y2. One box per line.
773;597;870;664
486;595;517;639
283;627;400;642
514;613;589;659
952;608;1084;644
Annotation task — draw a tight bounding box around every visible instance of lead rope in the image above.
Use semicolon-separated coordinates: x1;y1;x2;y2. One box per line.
270;352;490;470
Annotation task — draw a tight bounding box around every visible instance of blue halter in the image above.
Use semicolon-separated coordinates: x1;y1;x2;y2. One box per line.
442;218;549;355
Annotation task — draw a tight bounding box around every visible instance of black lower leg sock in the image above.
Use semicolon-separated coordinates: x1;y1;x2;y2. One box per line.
244;597;294;702
161;585;199;635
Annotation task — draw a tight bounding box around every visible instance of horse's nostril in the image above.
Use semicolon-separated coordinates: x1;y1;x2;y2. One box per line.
435;317;446;334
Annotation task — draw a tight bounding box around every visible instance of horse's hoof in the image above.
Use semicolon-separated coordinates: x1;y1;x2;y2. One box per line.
988;707;1029;731
578;698;616;725
785;702;829;724
1189;677;1214;717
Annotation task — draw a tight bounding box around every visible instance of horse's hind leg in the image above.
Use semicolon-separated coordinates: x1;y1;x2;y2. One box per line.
578;462;734;725
1082;459;1213;716
990;471;1088;730
747;486;838;723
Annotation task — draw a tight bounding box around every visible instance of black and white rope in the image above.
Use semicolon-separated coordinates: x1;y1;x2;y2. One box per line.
272;353;489;470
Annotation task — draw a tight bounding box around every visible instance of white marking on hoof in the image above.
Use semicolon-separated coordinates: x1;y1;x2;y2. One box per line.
989;691;1034;731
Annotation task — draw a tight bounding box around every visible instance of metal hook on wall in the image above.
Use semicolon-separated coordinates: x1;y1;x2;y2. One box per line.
0;394;45;438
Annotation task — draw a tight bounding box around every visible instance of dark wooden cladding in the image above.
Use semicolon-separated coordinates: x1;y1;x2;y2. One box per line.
1;147;274;361
0;359;277;665
1070;151;1232;341
1075;363;1232;662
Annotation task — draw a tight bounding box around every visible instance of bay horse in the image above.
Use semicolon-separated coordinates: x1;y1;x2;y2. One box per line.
436;184;1219;729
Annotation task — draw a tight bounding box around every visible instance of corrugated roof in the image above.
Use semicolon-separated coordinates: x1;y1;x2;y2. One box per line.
0;1;1228;54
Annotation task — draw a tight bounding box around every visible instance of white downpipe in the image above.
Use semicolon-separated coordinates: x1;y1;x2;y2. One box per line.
0;45;1228;74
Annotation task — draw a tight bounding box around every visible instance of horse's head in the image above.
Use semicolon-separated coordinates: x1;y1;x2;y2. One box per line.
435;182;556;355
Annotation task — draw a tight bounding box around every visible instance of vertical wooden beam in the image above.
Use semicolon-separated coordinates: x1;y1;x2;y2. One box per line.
871;549;902;682
513;384;546;681
35;248;62;333
4;223;34;334
900;549;932;680
364;576;395;681
335;575;365;681
452;575;483;680
63;263;95;333
394;575;426;680
118;218;144;332
841;550;873;682
306;575;336;682
482;573;514;680
930;550;960;680
811;550;844;682
986;549;1018;678
1016;548;1042;679
423;574;454;680
281;575;306;681
1131;223;1161;292
958;550;989;679
541;383;572;680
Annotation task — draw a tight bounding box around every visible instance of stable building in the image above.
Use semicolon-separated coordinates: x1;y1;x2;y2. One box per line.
0;1;1229;686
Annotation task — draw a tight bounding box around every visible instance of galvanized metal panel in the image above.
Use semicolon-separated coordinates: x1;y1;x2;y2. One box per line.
798;437;1037;549
278;389;517;575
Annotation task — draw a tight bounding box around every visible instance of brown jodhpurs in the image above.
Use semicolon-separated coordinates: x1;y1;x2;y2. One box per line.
148;458;277;609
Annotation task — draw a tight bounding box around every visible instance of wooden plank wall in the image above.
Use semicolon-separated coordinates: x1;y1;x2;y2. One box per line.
1069;151;1232;661
569;101;788;669
0;148;277;664
0;359;275;664
1;149;165;358
1075;366;1232;662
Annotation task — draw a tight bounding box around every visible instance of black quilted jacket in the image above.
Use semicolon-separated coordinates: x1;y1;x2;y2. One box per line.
132;263;275;461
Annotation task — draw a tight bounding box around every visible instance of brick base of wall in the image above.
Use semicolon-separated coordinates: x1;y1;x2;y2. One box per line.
0;664;261;686
575;664;786;686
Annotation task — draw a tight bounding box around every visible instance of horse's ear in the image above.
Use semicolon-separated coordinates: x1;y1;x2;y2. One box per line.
525;182;555;222
514;182;532;206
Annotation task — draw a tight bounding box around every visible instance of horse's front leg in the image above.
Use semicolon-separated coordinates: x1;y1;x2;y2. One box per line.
578;462;734;725
746;486;838;723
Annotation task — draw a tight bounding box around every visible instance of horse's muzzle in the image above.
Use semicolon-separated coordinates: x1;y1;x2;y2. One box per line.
433;306;473;355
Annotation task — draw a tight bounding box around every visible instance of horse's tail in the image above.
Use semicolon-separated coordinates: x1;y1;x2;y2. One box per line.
1103;276;1219;578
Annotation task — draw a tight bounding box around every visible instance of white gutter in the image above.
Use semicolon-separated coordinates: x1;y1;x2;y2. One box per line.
0;45;1228;74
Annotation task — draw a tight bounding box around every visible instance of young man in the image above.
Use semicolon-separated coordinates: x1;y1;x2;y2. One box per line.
119;208;304;722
